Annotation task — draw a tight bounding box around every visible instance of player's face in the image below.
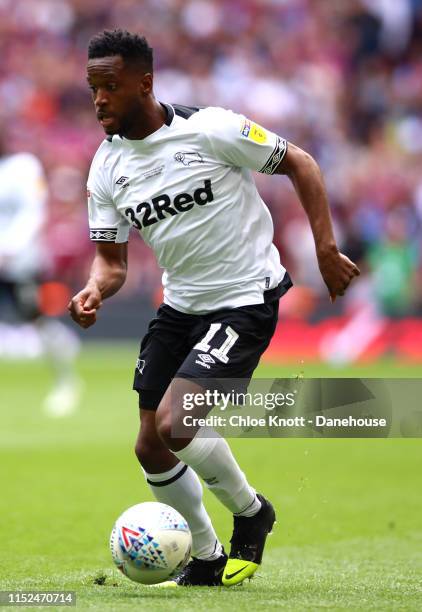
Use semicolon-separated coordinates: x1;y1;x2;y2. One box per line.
87;55;150;137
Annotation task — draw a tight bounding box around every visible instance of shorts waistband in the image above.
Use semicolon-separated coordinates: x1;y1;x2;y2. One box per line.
263;271;293;303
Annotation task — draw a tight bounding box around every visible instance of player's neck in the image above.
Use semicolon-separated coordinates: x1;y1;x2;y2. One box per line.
123;99;166;140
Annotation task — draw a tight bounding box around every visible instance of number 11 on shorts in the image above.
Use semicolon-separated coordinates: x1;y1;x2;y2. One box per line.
194;324;239;364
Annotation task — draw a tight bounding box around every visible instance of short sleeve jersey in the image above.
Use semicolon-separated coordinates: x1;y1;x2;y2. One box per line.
87;104;289;314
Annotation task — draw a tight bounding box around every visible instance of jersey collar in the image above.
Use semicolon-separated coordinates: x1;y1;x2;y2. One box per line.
111;103;175;145
161;102;175;126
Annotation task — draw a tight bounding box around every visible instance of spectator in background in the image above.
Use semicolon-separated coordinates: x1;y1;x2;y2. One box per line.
368;211;419;318
0;130;81;416
0;0;420;319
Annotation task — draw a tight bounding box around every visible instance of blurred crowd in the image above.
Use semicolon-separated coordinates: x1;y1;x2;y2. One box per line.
1;0;422;318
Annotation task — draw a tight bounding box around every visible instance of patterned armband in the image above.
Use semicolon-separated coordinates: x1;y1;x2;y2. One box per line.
260;137;288;175
89;228;118;242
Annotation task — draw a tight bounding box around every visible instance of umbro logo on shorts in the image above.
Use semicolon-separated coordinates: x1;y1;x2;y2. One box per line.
195;353;216;369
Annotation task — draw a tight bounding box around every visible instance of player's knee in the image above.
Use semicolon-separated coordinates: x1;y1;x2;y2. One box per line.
155;414;173;445
155;403;173;445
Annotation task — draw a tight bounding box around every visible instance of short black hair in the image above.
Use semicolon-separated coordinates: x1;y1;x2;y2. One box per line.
88;29;153;72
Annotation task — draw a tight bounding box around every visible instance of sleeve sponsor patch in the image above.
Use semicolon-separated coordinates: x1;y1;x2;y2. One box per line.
241;118;251;137
240;119;267;144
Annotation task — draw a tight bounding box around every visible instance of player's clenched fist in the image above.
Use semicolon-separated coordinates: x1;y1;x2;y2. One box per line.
317;249;360;302
68;285;102;328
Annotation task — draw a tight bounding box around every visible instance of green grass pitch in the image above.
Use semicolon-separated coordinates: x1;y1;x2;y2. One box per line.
1;344;421;610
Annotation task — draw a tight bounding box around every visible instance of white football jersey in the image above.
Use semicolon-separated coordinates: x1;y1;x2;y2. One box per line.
0;153;47;281
87;104;290;314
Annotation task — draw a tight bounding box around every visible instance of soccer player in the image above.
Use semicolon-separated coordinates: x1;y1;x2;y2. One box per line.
0;134;81;417
69;30;360;586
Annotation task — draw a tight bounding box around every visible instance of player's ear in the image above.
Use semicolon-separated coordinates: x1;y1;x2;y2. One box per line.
139;73;153;96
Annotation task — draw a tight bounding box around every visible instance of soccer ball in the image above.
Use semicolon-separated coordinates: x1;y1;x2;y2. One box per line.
110;502;192;585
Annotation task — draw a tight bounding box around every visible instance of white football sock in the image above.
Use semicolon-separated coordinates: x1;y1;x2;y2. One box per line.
173;433;262;517
144;462;223;560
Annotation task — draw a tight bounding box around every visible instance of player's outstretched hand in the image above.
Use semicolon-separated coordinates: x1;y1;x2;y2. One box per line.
317;249;360;303
68;285;102;328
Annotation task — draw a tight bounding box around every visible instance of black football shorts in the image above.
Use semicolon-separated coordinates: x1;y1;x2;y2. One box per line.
133;276;292;410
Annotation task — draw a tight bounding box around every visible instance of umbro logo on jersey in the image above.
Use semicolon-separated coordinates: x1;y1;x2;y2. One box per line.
124;180;214;230
174;151;204;166
116;175;129;185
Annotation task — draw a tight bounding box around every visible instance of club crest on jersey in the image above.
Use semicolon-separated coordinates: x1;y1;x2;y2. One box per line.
174;151;204;166
136;358;145;374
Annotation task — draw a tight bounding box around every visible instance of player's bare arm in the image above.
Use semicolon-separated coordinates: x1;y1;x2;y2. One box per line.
276;143;360;301
68;241;127;328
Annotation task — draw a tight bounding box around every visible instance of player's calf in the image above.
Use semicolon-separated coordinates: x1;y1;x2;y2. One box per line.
135;409;179;473
155;378;205;451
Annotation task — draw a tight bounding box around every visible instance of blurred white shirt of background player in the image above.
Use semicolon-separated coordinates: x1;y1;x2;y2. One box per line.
0;140;81;416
